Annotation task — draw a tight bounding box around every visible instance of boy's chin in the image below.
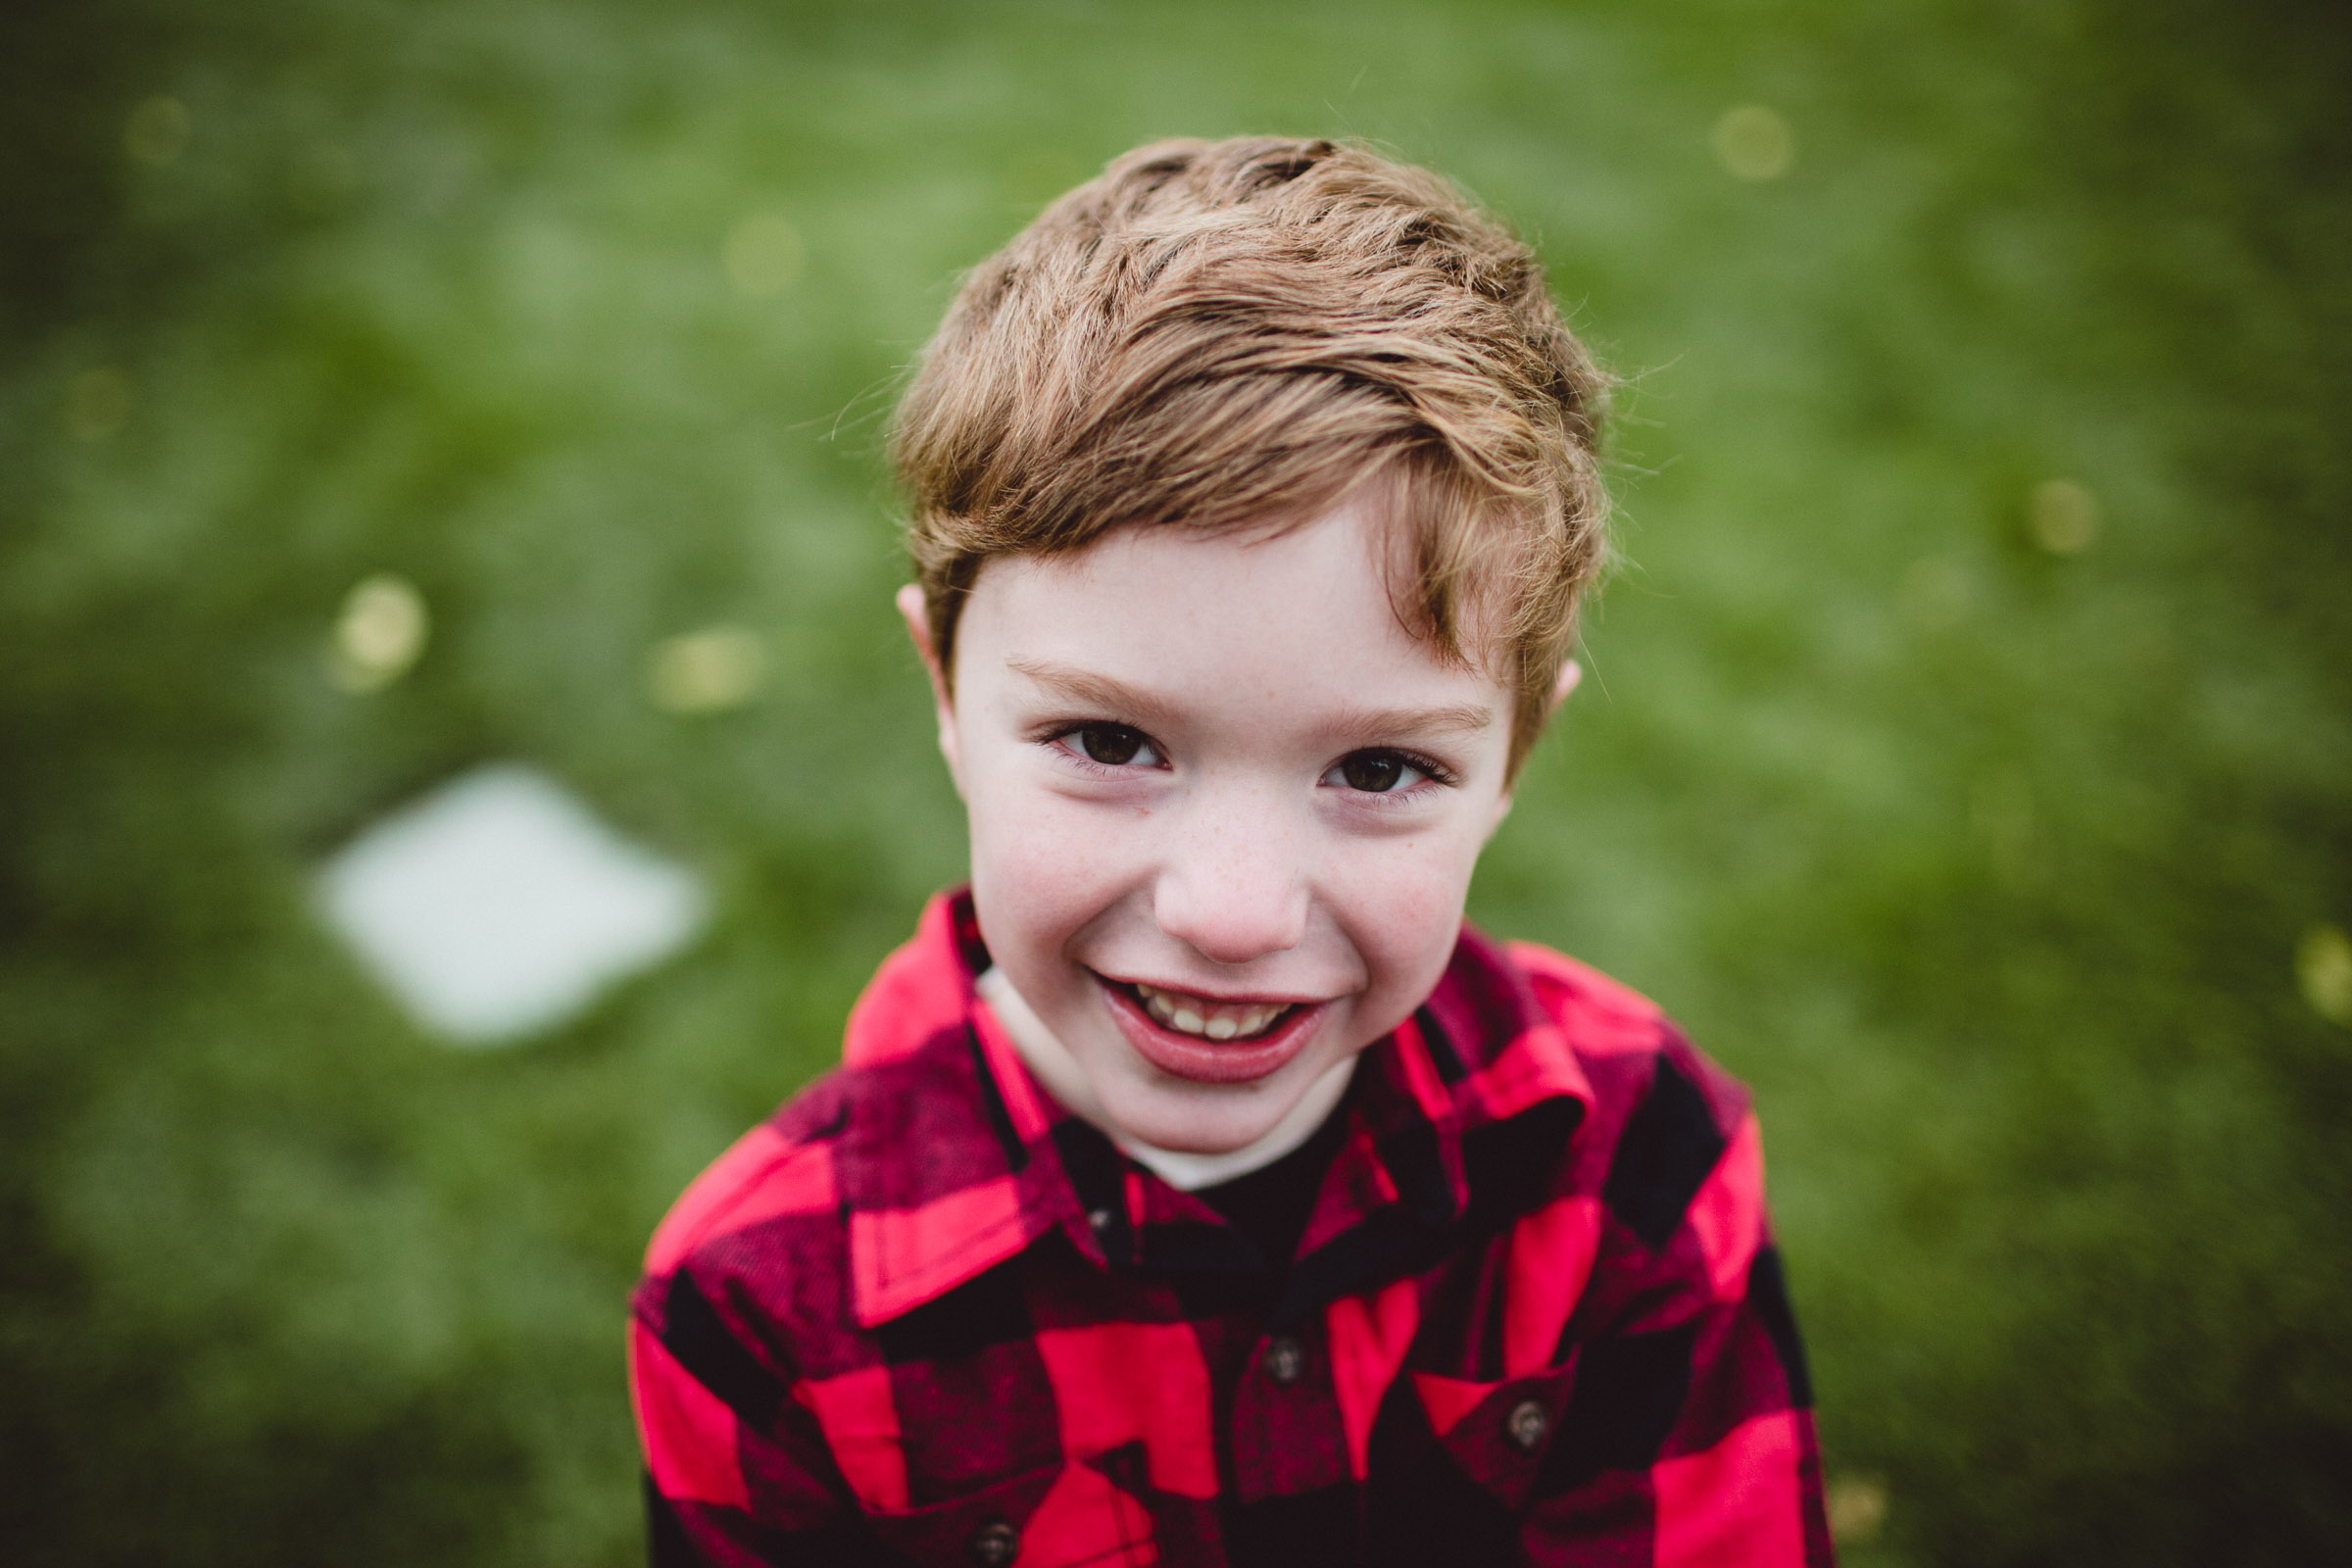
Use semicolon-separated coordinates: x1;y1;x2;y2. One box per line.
1096;1058;1330;1155
1103;1102;1289;1156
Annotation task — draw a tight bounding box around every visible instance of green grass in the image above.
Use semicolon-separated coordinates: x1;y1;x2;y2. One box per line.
4;1;2348;1562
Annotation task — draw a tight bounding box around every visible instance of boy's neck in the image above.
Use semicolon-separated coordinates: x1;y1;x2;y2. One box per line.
975;966;1355;1192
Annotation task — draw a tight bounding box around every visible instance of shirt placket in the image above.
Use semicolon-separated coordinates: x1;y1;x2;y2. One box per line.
1229;1314;1358;1512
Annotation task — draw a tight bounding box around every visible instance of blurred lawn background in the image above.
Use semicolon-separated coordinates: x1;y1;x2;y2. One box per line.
4;0;2349;1562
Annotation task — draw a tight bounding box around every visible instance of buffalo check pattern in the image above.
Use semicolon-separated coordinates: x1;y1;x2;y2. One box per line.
631;890;1833;1566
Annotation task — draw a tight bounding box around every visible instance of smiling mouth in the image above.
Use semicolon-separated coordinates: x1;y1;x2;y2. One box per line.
1095;974;1329;1085
1126;981;1299;1042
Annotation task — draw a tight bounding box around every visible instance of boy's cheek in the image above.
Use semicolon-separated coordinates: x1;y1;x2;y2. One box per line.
967;792;1152;934
1338;815;1487;903
970;778;1151;870
1330;837;1485;965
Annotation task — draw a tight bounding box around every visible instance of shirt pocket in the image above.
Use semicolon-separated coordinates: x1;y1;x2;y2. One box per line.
863;1458;1160;1568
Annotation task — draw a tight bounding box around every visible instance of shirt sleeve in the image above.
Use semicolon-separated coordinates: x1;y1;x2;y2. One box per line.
630;1267;876;1568
1520;1049;1836;1566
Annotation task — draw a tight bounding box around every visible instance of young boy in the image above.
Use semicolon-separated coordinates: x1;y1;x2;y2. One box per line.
631;137;1832;1567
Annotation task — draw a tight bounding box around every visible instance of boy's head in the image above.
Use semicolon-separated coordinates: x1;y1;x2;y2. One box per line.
891;137;1610;1153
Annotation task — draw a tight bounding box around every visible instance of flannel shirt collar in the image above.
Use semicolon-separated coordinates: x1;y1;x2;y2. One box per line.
834;889;1594;1330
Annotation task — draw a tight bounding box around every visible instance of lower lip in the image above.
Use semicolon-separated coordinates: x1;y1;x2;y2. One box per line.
1099;979;1330;1085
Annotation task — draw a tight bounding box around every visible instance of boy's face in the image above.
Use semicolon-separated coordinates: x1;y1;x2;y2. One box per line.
907;500;1531;1154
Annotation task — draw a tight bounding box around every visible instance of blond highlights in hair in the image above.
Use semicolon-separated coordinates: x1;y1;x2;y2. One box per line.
892;135;1610;775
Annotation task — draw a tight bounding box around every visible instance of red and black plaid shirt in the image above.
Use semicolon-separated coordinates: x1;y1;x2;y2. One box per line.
631;890;1833;1566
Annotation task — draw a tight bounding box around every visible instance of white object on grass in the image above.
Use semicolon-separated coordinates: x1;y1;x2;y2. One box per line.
318;763;706;1044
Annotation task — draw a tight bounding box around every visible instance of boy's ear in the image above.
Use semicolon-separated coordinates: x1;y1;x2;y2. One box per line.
896;583;964;794
1547;657;1583;714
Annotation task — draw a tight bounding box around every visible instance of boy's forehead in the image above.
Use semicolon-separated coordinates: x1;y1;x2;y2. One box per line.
963;503;1511;719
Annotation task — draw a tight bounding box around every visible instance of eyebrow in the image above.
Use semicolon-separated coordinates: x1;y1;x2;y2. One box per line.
1005;658;1496;742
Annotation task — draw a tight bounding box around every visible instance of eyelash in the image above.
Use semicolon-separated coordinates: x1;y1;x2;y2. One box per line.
1337;748;1460;797
1043;722;1166;774
1038;723;1458;798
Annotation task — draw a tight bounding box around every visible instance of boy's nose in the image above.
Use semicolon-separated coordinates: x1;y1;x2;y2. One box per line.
1150;806;1310;966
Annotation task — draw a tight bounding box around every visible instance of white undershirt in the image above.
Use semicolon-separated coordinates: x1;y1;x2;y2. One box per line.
975;967;1355;1192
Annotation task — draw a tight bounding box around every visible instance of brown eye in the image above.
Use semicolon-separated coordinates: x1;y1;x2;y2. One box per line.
1339;751;1408;792
1077;725;1146;764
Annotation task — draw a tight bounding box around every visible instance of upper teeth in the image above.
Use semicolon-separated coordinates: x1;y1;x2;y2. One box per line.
1134;983;1289;1041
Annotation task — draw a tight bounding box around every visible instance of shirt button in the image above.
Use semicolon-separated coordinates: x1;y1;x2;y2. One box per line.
1087;1207;1113;1232
968;1517;1019;1567
1506;1398;1549;1451
1263;1336;1304;1385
